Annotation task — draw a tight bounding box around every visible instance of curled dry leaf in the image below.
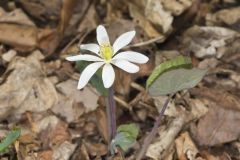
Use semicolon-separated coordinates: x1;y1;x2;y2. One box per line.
175;132;202;160
0;50;58;120
182;26;240;58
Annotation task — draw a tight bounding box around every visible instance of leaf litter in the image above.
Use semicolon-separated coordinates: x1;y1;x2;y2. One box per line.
0;0;239;159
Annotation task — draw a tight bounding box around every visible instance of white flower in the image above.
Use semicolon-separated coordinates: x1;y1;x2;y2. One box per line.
66;25;149;89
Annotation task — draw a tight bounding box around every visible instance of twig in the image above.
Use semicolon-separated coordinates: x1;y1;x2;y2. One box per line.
136;94;173;160
124;36;165;49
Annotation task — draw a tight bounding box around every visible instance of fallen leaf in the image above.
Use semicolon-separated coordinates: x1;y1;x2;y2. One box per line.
162;0;193;16
0;23;37;52
55;79;99;113
194;104;240;146
182;26;240;58
206;7;240;27
52;141;76;160
175;132;202;160
0;8;35;26
145;0;173;33
0;50;58;120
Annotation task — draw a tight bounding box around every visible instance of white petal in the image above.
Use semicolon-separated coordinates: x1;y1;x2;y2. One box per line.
113;31;136;54
102;64;115;88
80;43;100;55
66;54;103;62
78;62;105;89
112;51;149;64
111;60;139;73
96;25;110;45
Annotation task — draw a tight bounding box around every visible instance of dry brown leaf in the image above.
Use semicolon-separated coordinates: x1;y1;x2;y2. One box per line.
52;141;76;160
190;87;240;111
182;26;240;58
84;141;108;157
55;79;99;113
0;23;37;52
194;104;240;146
19;0;62;21
0;50;58;120
78;3;98;33
0;8;35;26
129;3;163;38
206;7;240;26
38;150;53;160
175;132;203;160
145;0;173;33
95;107;108;143
162;0;193;16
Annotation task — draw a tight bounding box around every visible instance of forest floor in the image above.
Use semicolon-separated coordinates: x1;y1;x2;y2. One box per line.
0;0;240;159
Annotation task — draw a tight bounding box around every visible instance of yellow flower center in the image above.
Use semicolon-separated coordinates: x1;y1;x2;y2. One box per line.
100;44;113;62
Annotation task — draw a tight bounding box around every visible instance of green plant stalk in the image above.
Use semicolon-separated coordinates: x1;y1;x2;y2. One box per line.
106;87;117;152
136;95;173;160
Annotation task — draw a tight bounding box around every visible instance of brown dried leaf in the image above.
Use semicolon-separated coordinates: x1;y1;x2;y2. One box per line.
175;132;203;160
0;23;37;52
129;3;163;38
19;0;62;21
190;87;240;111
52;141;76;160
95;107;108;143
145;0;173;33
194;104;240;146
0;51;58;120
206;7;240;27
182;26;240;58
0;9;35;26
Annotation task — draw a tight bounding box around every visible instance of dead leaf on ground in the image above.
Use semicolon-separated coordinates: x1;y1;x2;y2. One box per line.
193;103;240;146
175;132;203;160
52;141;76;160
182;26;240;58
0;50;58;120
206;6;240;28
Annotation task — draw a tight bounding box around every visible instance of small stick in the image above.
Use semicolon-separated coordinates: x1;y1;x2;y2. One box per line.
136;94;173;160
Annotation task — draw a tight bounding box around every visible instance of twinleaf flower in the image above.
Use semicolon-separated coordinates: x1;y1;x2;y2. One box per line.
66;25;149;89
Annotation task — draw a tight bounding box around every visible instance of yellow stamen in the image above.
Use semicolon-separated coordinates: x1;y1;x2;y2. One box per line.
100;44;113;62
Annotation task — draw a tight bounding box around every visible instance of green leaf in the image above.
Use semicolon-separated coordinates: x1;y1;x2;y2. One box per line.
76;61;108;96
0;128;21;152
146;56;192;88
111;123;139;154
117;123;139;139
148;68;207;96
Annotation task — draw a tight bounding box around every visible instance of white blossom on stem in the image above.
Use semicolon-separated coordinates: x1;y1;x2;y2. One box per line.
66;25;149;89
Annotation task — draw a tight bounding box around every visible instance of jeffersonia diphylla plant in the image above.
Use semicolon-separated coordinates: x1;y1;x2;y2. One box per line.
66;25;149;155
